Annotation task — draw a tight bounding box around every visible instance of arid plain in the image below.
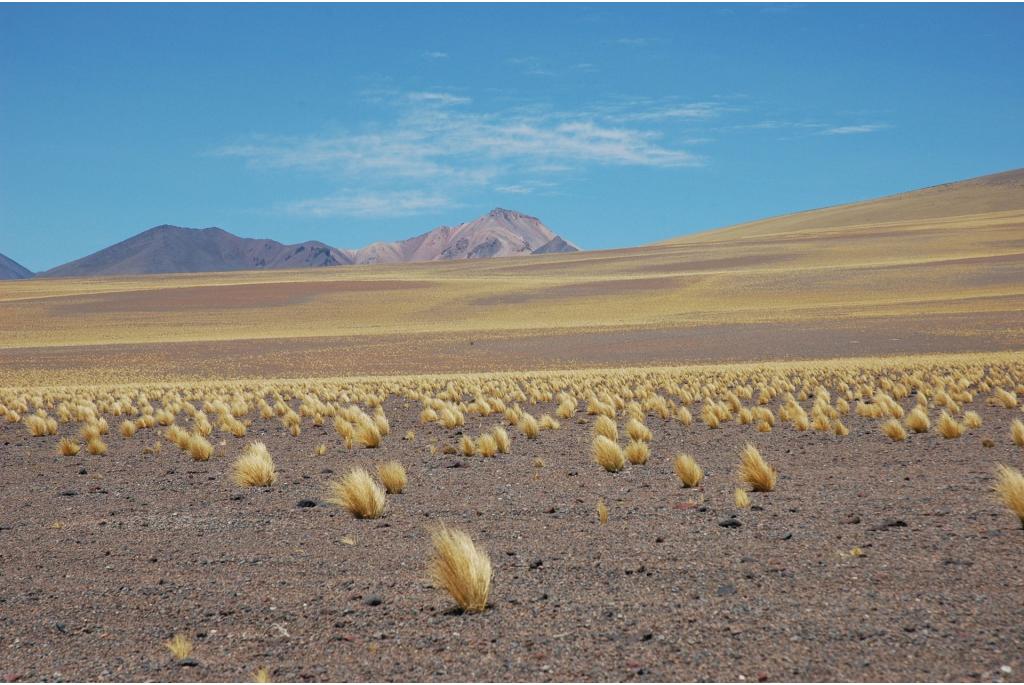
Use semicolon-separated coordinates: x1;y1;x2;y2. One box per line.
2;170;1024;682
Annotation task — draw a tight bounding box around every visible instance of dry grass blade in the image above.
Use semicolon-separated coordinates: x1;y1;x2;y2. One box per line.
994;464;1024;527
233;441;277;487
428;525;492;613
165;633;193;660
378;461;407;494
674;453;704;487
329;467;386;518
592;435;625;472
738;442;776;492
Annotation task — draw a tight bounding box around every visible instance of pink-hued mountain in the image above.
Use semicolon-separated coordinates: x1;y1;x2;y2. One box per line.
39;208;578;278
0;252;33;280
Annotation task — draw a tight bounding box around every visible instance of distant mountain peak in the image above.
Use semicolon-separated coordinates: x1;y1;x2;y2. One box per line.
0;252;33;280
36;208;579;278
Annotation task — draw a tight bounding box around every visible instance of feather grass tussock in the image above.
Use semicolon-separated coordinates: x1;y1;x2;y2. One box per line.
734;488;750;508
1011;419;1024;447
165;633;193;660
673;453;703;487
597;499;608;525
737;442;776;492
187;433;213;461
87;436;107;455
937;411;964;439
592;435;625;472
594;415;618;441
428;525;492;613
491;426;511;454
994;464;1024;527
329;467;386;518
233;441;277;487
905;407;930;433
882;418;907;441
624;439;649;465
626;418;652;442
963;410;983;428
377;461;407;494
476;433;498;457
518;413;540;439
58;437;80;456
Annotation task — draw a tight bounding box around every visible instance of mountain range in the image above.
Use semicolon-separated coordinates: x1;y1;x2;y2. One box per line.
1;208;578;279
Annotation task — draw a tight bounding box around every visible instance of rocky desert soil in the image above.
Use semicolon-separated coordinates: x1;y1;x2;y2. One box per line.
2;398;1023;682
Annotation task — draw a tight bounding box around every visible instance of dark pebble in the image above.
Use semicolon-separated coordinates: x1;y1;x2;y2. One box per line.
530;559;543;569
296;499;317;508
364;596;383;606
717;584;737;596
718;519;742;528
59;490;77;497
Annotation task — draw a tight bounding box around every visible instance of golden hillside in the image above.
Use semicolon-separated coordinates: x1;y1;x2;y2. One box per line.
1;168;1021;384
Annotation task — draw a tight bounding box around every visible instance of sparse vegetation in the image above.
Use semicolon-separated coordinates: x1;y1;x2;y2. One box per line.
233;441;277;487
738;442;776;492
592;435;625;472
994;464;1024;527
378;461;407;494
428;524;491;613
329;467;386;518
673;453;704;487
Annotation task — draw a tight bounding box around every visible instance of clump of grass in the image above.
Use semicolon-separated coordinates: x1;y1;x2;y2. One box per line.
404;429;415;441
253;666;272;683
626;418;652;442
25;415;48;437
377;461;407;494
57;436;80;456
963;411;982;428
428;525;492;613
518;413;540;439
533;457;545;468
186;433;212;461
459;434;476;456
592;435;625;472
676;406;693;426
937;411;964;439
737;442;776;492
87;436;107;456
994;464;1024;528
1011;419;1024;447
734;488;750;508
905;407;930;433
992;388;1018;409
624;439;649;465
673;453;704;487
882;418;907;441
355;420;382;448
233;441;277;487
539;414;560;430
165;633;193;660
594;415;617;440
597;499;608;525
314;442;327;456
476;433;498;457
329;467;386;518
833;420;849;436
120;420;138;438
491;426;511;453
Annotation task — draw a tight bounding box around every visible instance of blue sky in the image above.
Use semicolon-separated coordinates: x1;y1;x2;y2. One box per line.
1;3;1022;272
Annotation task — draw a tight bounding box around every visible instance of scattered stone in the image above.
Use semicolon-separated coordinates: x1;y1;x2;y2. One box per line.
717;584;737;596
178;659;199;668
870;519;907;531
59;490;77;497
364;596;383;607
447;461;465;468
781;532;793;540
842;514;861;524
296;499;317;508
530;559;544;569
719;518;742;528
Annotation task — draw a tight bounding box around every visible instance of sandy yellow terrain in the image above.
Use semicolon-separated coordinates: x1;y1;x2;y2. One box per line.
1;169;1021;385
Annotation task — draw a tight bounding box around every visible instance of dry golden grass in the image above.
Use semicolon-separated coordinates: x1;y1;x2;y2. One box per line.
476;433;498;457
428;525;492;613
120;420;137;437
963;410;983;428
377;461;407;494
738;442;776;492
329;467;386;518
58;436;80;456
624;439;649;465
626;417;653;442
187;433;213;461
24;414;48;437
994;464;1024;527
937;411;965;439
518;413;540;439
734;488;750;508
673;453;704;487
253;667;272;683
592;435;625;472
87;436;107;456
597;498;608;525
882;419;907;441
1011;419;1024;447
905;407;930;433
233;441;277;487
491;426;511;454
314;442;327;456
355;420;382;448
459;434;476;456
991;388;1018;409
676;406;693;426
538;414;560;431
594;415;617;441
165;633;193;660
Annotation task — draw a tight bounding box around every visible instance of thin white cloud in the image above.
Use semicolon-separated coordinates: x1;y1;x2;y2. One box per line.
407;91;471;105
286;190;454;218
820;124;890;135
423;51;448;59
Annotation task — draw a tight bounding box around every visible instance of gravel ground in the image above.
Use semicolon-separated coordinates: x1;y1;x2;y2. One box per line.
2;397;1023;682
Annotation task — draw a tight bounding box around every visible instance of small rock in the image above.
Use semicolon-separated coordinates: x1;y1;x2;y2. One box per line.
364;596;383;607
781;532;793;540
178;659;199;668
719;518;742;528
230;494;244;501
78;469;87;475
842;515;861;524
870;519;907;531
59;490;77;497
447;461;465;468
530;559;543;569
717;585;737;596
296;499;317;508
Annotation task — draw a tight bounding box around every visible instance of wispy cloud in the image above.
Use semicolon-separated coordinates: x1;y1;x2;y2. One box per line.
820;123;890;135
423;51;448;60
286;190;454;218
407;91;471;105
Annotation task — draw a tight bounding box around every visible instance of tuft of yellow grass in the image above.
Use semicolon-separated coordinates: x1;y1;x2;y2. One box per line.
626;418;652;442
459;434;476;456
165;633;193;660
738;442;776;492
597;498;608;525
937;411;964;439
539;414;560;430
120;420;138;437
87;436;107;456
476;433;498;457
963;410;982;428
676;406;692;426
404;429;415;441
25;414;48;437
377;461;407;494
592;435;625;472
673;453;704;487
355;420;382;448
905;407;930;433
833;420;849;436
594;415;618;440
518;413;540;439
882;418;907;441
428;525;492;613
253;667;272;683
329;467;386;518
491;426;511;453
315;442;327;456
1010;419;1024;447
992;388;1018;409
233;441;277;487
734;488;750;508
187;433;213;461
58;437;81;456
624;439;649;465
994;464;1024;527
